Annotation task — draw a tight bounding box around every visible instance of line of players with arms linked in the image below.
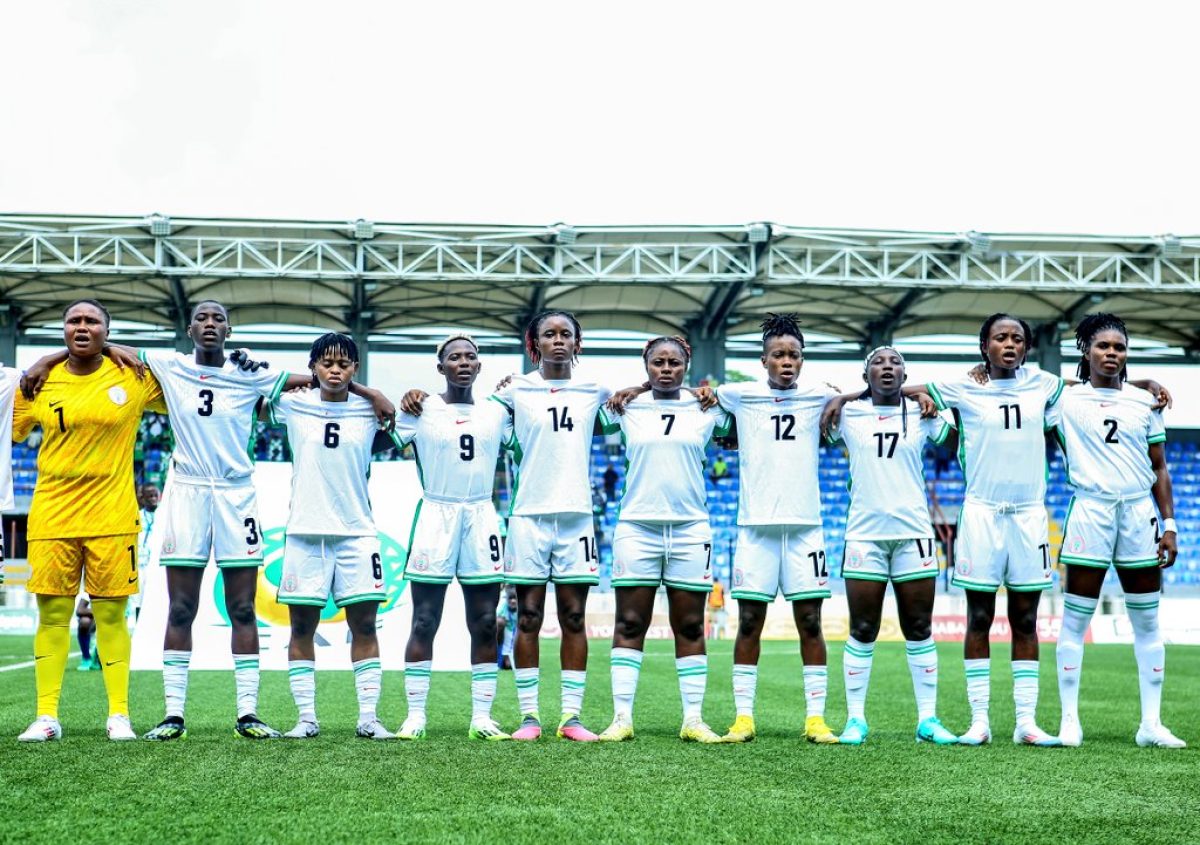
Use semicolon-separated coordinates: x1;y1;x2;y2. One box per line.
9;297;1185;749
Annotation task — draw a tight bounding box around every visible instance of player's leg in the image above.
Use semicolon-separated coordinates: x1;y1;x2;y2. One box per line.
224;566;279;738
599;584;655;741
1007;590;1057;746
399;581;446;739
463;582;508;740
953;501;1004;745
512;582;548;739
84;535;140;741
784;526;836;743
668;585;722;743
839;542;887;744
724;525;775;742
554;582;597;741
20;540;83;741
345;600;390;739
960;589;996;743
283;605;322;738
895;574;956;745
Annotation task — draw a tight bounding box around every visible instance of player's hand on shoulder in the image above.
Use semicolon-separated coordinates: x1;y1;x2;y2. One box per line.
400;389;429;416
20;363;51;400
917;393;938;418
364;387;397;431
607;383;648;415
230;348;268;372
1146;380;1172;411
820;394;850;438
103;344;146;380
494;374;514;392
688;385;717;410
966;363;989;385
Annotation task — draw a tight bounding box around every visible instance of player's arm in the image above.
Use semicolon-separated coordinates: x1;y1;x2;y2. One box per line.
607;382;716;415
1148;442;1177;567
20;343;146;398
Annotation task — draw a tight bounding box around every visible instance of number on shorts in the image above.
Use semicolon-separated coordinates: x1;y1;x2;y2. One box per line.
771;414;796;441
1001;403;1022;430
1038;542;1050;571
324;421;340;448
874;431;899;458
459;433;475;461
579;536;596;562
807;549;828;578
661;413;675;435
1151;516;1160;542
915;538;934;559
548;406;575;432
244;517;260;546
704;542;712;575
54;406;66;433
198;388;214;416
371;552;383;581
127;544;137;574
489;535;501;562
1103;418;1119;444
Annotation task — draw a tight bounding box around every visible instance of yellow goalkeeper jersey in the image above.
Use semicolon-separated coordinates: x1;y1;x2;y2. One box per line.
13;359;167;540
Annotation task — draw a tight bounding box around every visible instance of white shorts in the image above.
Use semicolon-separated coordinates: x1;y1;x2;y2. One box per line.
1060;493;1160;570
159;478;263;568
732;525;831;602
403;498;505;585
952;500;1053;593
278;534;385;608
842;538;937;583
504;513;599;586
612;520;713;592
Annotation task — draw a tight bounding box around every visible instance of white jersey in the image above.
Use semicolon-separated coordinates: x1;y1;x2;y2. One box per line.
830;399;951;541
492;372;610;516
599;395;731;523
393;395;511;503
927;368;1063;506
0;367;19;511
270;392;381;536
1048;383;1165;498
716;380;835;526
141;350;287;481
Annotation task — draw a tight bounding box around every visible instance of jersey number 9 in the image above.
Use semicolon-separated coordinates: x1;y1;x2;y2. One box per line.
460;433;474;461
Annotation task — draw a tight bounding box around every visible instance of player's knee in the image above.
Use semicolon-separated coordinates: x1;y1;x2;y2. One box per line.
290;616;317;639
736;608;764;636
559;608;586;636
615;611;648;641
468;608;497;640
795;609;823;640
849;619;879;643
517;607;543;634
411;607;440;640
1009;608;1038;639
348;614;378;640
966;604;994;633
675;615;705;644
167;598;199;629
906;617;932;642
226;597;257;629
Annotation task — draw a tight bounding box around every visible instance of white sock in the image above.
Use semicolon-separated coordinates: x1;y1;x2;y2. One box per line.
288;660;316;723
610;648;643;719
732;663;758;717
1126;591;1164;727
561;670;586;718
964;658;990;726
905;637;938;722
1012;660;1040;728
471;663;498;721
163;649;191;720
514;667;540;717
232;653;259;718
404;660;432;722
676;654;708;721
1057;593;1097;723
353;658;382;723
843;637;875;721
802;665;827;719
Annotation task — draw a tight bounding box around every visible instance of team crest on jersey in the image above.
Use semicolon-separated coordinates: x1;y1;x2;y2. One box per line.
614;561;625;576
162;536;175;555
957;558;971;575
411;553;429;572
1070;537;1085;553
733;568;744;586
108;386;128;405
283;574;297;592
846;550;863;569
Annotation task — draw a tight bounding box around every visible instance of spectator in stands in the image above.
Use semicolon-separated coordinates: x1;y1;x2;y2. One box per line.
591;483;607;551
707;577;726;640
933;443;952;479
496;587;518;670
75;598;97;671
603;463;619;502
130;483;160;623
710;452;729;485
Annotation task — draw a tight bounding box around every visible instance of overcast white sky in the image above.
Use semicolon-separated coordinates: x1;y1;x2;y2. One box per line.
3;0;1198;235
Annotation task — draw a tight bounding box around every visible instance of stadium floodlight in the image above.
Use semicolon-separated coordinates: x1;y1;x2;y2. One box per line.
554;225;578;246
354;219;375;240
746;283;765;297
964;230;991;253
1159;234;1182;258
363;281;380;292
147;214;171;237
746;223;771;244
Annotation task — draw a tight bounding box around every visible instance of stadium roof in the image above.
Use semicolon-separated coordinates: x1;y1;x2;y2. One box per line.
2;214;1199;354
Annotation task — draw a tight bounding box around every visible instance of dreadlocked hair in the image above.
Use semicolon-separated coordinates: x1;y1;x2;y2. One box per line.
861;345;909;437
978;312;1033;372
760;312;805;349
1074;312;1129;383
524;310;582;364
63;298;111;326
307;332;359;388
642;335;692;363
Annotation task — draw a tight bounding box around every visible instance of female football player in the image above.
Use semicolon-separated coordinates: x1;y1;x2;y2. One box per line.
1051;314;1184;748
595;336;732;743
825;347;959;746
392;334;513;741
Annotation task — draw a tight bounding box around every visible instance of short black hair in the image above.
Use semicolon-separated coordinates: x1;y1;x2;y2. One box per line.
978;313;1033;371
642;335;692;363
760;312;805;349
1074;312;1128;383
308;332;359;369
190;300;228;321
63;298;111;326
524;310;582;364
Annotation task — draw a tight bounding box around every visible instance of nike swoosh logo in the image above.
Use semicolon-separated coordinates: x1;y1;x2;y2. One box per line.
34;655;50;661
848;670;864;676
247;549;256;555
549;388;565;393
128;575;138;583
589;564;598;572
877;415;892;421
456;420;468;425
774;398;787;403
49;400;63;408
922;561;933;567
199;375;212;380
1099;402;1116;407
105;660;119;667
1063;665;1078;671
924;667;937;673
1153;667;1163;673
374;582;384;589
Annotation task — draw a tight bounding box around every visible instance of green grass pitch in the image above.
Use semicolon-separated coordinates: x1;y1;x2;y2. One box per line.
1;635;1197;844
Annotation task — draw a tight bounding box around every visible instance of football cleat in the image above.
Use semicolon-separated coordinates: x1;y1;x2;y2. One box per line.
234;714;282;739
18;716;63;743
396;716;427;740
143;717;188;741
805;715;839;744
916;716;959;745
1058;715;1083;747
1013;723;1063;747
468;718;511;741
839;717;869;745
722;714;756;743
511;714;542;741
283;720;320;739
107;714;137;742
958;722;992;746
1135;722;1187;749
356;719;395;740
556;714;598;742
597;713;635;742
679;716;724;744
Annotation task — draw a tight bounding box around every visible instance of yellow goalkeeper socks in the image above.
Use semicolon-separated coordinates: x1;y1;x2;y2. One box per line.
33;595;74;718
92;597;131;717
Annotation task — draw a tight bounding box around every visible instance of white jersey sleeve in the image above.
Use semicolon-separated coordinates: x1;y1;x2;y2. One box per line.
837;399;943;541
399;396;509;503
393;410;421;448
718;380;834;526
272;392;379;536
1054;384;1163;497
141;350;288;481
0;367;19;511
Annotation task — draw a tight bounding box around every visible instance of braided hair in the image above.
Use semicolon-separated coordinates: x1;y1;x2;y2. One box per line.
760;312;805;349
524;310;582;364
1074;313;1129;383
861;345;909;437
308;332;358;387
642;335;692;364
978;312;1033;373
